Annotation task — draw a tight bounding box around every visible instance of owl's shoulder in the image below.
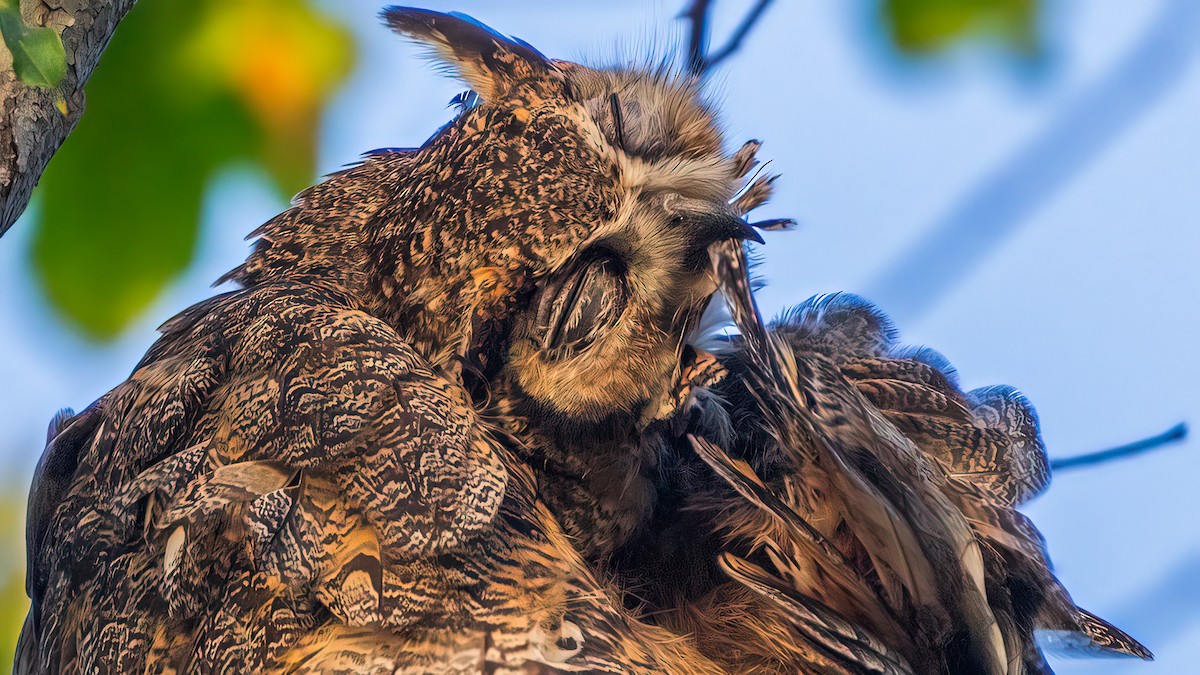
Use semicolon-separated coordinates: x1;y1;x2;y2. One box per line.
20;280;509;672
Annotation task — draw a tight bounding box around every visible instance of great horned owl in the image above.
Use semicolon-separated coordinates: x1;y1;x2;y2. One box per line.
16;6;1148;675
16;7;761;673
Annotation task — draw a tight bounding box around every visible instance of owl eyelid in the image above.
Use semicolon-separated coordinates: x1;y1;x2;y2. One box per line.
608;93;626;149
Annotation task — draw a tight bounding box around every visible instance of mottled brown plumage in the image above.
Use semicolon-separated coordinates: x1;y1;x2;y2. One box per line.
643;236;1151;672
17;7;1147;675
17;7;756;673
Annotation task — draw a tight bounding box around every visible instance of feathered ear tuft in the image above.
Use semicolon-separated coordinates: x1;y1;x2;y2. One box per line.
382;7;556;102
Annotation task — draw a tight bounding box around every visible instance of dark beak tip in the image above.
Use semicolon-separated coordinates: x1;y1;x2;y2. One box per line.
687;210;767;248
735;221;765;244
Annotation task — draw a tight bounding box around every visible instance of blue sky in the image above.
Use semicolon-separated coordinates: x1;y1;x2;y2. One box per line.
1;1;1197;672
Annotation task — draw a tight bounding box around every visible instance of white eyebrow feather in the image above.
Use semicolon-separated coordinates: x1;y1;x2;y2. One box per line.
618;153;737;202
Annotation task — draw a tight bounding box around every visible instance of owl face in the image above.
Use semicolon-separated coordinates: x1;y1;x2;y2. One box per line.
384;8;760;421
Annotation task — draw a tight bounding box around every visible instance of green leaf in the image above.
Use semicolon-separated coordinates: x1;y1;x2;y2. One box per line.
881;0;1040;56
0;6;67;88
30;0;353;339
0;496;28;675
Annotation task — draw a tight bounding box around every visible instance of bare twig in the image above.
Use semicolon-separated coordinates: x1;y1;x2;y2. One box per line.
682;0;775;75
1;0;138;237
1051;422;1188;472
682;0;712;75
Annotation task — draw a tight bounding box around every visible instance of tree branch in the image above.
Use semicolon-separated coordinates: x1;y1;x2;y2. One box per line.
683;0;712;75
683;0;775;76
1051;422;1188;472
1;0;137;237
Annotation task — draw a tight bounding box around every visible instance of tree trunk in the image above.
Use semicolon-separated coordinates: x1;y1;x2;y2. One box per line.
0;0;136;237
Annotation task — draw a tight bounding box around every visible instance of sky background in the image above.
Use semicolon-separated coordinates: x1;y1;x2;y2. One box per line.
1;1;1198;672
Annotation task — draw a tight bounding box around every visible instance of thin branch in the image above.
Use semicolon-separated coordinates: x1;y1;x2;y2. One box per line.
1;0;138;237
683;0;713;75
683;0;776;76
1051;422;1188;472
705;0;773;70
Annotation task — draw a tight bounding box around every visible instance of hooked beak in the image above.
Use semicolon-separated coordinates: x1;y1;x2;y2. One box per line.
664;195;765;270
676;207;764;272
695;211;765;246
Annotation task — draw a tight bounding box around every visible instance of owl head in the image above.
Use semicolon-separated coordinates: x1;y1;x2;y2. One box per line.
228;7;769;422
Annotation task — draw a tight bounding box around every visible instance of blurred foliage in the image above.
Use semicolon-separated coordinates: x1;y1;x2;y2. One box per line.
30;0;353;340
0;495;26;675
0;0;67;89
881;0;1041;56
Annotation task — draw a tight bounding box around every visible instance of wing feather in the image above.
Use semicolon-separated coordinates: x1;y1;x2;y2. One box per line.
749;287;1147;668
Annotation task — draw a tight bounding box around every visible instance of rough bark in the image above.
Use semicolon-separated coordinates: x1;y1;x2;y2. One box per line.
0;0;136;237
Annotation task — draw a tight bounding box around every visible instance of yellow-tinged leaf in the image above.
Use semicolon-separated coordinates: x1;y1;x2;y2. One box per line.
177;0;354;192
0;496;28;675
30;0;354;339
